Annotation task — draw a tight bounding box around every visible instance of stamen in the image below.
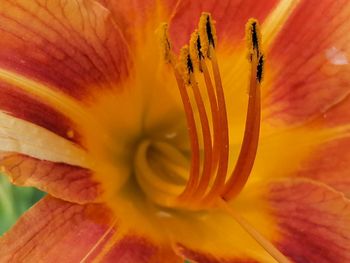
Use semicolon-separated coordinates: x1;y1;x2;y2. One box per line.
191;13;229;203
203;47;230;202
198;13;217;58
193;59;221;198
257;55;265;83
158;25;202;202
189;75;214;200
178;46;194;84
189;32;221;199
192;73;213;201
172;58;201;199
189;30;203;70
222;19;263;200
178;46;213;202
246;18;262;60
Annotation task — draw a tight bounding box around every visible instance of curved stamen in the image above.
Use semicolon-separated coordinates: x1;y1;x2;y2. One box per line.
158;24;205;204
222;19;264;200
192;59;221;199
172;67;201;200
189;74;213;199
189;32;221;200
176;47;214;202
222;55;262;200
200;17;230;202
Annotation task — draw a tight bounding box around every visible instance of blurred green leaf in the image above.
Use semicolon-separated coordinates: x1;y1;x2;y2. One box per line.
0;175;45;235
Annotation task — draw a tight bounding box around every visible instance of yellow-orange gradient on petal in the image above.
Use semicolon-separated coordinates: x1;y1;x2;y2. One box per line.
1;0;350;262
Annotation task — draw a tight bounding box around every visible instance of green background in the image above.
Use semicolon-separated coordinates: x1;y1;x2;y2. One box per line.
0;175;44;235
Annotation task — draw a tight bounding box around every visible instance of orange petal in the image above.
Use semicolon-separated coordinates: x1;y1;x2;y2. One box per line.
267;179;350;262
159;178;350;263
264;0;350;125
158;198;280;262
168;0;278;51
0;196;181;262
0;153;101;204
0;0;130;100
296;136;350;198
102;235;181;263
0;82;82;143
0;0;132;148
0;112;90;167
97;0;176;43
314;94;350;127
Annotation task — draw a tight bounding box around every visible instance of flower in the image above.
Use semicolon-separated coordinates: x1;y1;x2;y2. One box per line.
0;0;350;262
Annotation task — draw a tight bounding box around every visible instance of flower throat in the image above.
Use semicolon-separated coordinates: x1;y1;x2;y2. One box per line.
136;13;264;210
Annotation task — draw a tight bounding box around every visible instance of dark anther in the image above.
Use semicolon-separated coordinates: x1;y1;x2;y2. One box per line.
165;37;171;51
187;55;194;73
251;22;259;56
206;16;215;48
196;36;204;59
257;55;264;83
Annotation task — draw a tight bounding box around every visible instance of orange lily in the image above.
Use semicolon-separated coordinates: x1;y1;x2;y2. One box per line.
0;0;350;262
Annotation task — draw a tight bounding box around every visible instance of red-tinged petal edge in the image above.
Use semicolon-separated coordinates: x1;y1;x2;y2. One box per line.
0;196;181;263
264;0;350;125
0;0;130;100
169;0;278;51
296;136;350;198
268;179;350;263
0;82;82;144
0;153;101;204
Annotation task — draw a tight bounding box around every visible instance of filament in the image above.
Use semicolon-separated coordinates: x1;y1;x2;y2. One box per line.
202;46;230;203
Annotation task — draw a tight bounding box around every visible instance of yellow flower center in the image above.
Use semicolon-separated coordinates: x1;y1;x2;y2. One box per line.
132;13;264;210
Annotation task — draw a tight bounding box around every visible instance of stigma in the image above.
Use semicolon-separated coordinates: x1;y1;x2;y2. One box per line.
139;13;264;210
